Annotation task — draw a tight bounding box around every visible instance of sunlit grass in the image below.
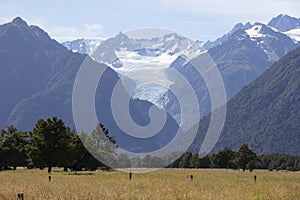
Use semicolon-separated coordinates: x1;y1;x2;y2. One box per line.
0;168;299;199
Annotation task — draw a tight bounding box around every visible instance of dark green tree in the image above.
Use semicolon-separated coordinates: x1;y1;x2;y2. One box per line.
115;154;131;168
26;117;77;173
149;156;164;168
198;155;211;168
212;148;235;168
130;157;142;168
72;131;109;171
235;144;257;171
179;152;192;168
189;154;200;168
0;126;28;170
72;124;117;171
141;155;153;168
296;158;300;171
90;123;116;169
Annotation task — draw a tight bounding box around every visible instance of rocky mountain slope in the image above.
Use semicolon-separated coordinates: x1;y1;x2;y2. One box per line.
191;47;300;155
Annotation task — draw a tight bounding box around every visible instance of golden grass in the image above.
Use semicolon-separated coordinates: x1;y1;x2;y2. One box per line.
0;168;299;200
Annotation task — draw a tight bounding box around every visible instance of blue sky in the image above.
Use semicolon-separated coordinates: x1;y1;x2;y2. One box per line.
0;0;299;42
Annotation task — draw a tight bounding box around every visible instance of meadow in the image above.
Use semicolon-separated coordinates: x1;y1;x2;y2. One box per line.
0;168;299;200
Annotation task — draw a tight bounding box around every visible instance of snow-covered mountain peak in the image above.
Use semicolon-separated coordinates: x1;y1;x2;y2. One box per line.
161;33;187;42
232;22;252;34
115;31;130;41
243;23;297;62
62;38;102;55
245;23;280;40
245;25;265;39
203;22;252;50
268;14;300;32
90;31;205;108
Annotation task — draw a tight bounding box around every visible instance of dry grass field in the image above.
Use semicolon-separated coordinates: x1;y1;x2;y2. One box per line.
0;168;299;200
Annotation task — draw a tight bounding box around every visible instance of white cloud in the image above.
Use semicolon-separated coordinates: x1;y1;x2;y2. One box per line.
0;0;299;42
0;17;10;24
160;0;300;17
31;18;46;27
47;23;103;42
84;24;103;36
0;16;103;42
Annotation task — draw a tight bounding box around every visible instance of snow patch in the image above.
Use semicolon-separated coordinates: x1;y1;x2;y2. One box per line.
284;28;300;43
92;33;205;108
111;47;196;108
245;25;265;40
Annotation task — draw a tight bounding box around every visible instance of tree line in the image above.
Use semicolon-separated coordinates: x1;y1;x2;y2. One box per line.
0;117;115;172
0;117;299;172
168;145;300;171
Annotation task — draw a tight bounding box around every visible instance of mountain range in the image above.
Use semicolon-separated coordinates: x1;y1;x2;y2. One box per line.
62;38;102;55
1;15;299;155
64;15;300;55
0;17;180;153
63;14;300;130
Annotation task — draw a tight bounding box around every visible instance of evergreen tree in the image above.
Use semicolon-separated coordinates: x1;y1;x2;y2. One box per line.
149;156;164;168
71;132;105;171
90;123;116;169
26;117;77;173
212;148;235;168
116;154;131;168
235;144;257;171
0;126;28;170
72;124;117;171
189;154;200;168
198;155;211;168
179;152;192;168
141;155;153;168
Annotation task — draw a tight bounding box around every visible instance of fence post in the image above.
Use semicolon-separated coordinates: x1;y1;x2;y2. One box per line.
17;193;24;200
129;171;132;181
254;175;257;183
49;175;52;182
